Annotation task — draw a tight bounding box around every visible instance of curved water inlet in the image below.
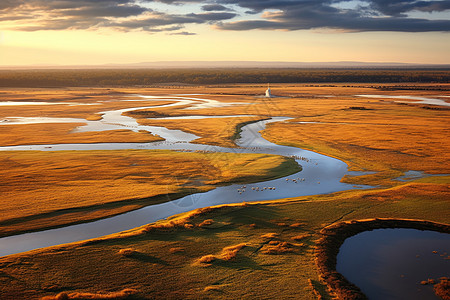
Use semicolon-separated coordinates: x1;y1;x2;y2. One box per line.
0;94;244;143
0;96;371;257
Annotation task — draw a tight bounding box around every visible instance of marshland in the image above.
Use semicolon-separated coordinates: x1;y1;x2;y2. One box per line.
0;69;449;299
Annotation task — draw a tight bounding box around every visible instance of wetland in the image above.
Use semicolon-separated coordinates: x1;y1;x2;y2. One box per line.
0;80;448;299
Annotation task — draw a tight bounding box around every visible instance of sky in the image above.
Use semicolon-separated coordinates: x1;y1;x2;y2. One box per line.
0;0;449;66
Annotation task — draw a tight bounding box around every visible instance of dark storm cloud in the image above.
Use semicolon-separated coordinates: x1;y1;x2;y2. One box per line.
106;12;236;31
149;0;450;32
0;0;237;32
369;0;450;16
64;5;147;18
202;4;230;11
20;17;108;31
218;13;450;32
1;0;449;32
215;0;450;32
188;12;237;21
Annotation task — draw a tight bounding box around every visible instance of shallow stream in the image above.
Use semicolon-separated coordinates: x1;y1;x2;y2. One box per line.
1;93;448;300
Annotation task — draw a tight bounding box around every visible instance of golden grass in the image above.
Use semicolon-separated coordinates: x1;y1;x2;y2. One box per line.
198;219;214;227
169;247;184;254
290;222;305;228
203;285;223;292
0;180;448;299
137;116;266;147
0;150;297;236
141;84;450;184
195;243;247;266
260;233;278;239
291;234;310;241
85;114;103;121
260;241;295;255
0;84;449;299
118;248;138;257
0;88;173;119
0;123;163;146
257;90;450;185
197;254;216;265
219;243;247;260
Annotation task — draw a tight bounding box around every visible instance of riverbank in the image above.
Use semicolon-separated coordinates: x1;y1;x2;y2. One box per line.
316;218;450;299
0;84;448;299
0;150;300;237
0;181;448;299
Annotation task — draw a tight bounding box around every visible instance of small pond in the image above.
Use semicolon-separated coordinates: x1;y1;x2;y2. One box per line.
337;228;450;299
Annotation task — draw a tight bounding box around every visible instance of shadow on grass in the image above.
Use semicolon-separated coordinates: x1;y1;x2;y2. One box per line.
126;252;169;265
0;271;18;282
218;205;289;234
213;255;264;271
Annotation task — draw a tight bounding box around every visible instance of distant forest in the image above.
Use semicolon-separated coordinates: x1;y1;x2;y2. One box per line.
0;69;449;87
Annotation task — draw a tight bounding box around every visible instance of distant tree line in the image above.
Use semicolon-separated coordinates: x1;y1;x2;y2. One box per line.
0;68;449;87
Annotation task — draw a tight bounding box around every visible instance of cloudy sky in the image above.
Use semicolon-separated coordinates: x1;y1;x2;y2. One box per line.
1;0;449;66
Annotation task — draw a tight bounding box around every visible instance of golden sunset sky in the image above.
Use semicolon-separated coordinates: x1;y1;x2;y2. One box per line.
1;0;449;66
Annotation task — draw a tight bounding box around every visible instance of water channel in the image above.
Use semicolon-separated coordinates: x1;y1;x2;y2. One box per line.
0;93;448;299
0;94;372;256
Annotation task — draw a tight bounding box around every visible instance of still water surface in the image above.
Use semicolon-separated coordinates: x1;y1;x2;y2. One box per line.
337;228;450;300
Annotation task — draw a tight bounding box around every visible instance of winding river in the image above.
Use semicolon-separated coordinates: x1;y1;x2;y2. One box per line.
0;94;371;256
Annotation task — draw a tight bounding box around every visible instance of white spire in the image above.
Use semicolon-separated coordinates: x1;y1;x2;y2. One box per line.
265;83;272;98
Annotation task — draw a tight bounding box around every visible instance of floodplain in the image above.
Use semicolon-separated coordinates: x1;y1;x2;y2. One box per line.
0;79;448;299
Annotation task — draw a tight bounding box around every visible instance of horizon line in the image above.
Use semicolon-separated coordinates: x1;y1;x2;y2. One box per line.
1;60;450;70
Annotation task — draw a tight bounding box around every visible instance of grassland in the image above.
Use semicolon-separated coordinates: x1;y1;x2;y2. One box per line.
0;181;448;299
0;150;299;237
0;123;164;146
0;83;449;299
0;88;175;119
137;116;267;147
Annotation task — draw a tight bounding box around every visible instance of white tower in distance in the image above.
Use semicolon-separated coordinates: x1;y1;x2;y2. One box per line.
265;83;272;98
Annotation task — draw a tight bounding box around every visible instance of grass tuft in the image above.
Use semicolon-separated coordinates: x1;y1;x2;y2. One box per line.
197;254;216;266
260;233;278;239
261;241;294;255
195;243;247;267
219;243;247;261
203;285;222;293
118;248;138;257
290;222;305;228
291;234;310;241
198;219;214;227
169;247;184;254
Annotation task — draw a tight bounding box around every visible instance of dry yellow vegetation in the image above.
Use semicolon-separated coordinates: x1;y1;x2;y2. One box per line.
138;116;265;147
261;98;449;185
0;84;449;299
0;88;174;119
0;150;299;236
0;123;163;146
0;180;448;300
